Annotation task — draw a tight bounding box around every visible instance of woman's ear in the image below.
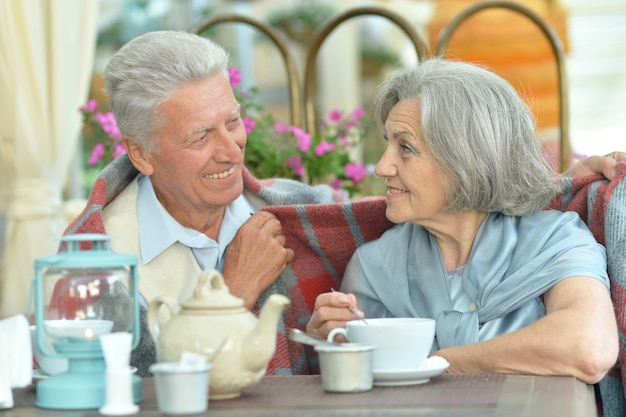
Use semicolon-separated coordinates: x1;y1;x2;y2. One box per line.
122;136;154;176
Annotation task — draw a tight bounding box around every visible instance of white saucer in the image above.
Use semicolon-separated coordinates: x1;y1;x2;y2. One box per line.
373;356;450;386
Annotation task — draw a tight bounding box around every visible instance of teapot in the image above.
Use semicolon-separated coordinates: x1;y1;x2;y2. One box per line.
147;269;290;400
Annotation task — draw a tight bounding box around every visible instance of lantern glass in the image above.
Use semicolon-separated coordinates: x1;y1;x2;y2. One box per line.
41;265;134;341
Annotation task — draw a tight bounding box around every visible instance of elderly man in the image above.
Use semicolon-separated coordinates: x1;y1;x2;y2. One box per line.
66;30;625;376
65;31;347;374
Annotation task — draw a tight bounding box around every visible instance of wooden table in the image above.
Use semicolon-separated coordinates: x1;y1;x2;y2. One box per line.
4;374;597;417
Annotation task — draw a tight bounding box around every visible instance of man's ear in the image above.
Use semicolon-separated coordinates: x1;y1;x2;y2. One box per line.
122;136;154;176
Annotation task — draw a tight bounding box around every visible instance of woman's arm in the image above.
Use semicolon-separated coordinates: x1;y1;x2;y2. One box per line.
434;276;618;384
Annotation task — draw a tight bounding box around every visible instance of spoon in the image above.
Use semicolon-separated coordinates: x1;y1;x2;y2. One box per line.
331;288;368;325
289;328;336;347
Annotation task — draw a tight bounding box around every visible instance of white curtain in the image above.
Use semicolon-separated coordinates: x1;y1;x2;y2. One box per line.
0;0;99;316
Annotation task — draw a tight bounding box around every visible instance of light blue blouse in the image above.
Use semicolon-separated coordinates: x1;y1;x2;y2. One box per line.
340;210;608;351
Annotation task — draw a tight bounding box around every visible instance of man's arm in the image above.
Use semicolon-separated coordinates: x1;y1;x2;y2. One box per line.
434;276;618;384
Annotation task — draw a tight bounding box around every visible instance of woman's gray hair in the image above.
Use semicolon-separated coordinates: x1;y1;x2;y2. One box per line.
374;58;561;216
103;31;230;153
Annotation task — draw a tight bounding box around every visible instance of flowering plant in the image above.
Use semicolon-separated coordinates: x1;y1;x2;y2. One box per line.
229;68;371;197
79;99;125;170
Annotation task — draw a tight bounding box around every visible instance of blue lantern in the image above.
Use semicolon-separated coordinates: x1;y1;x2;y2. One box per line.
31;234;142;409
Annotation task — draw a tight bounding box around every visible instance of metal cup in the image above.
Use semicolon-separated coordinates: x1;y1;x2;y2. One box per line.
315;343;376;393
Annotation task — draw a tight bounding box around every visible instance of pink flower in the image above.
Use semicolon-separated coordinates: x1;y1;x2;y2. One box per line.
328;109;342;123
352;107;365;119
113;144;126;159
286;155;304;176
330;178;343;190
274;122;289;134
338;133;350;147
243;117;256;134
88;144;105;166
315;141;336;156
228;67;241;87
94;112;121;140
79;99;98;113
291;126;311;152
93;113;104;123
345;162;367;185
105;124;121;140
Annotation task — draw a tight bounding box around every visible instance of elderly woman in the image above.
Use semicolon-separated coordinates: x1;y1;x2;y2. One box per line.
306;58;618;384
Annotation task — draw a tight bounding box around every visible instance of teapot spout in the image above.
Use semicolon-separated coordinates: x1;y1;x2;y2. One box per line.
242;293;290;372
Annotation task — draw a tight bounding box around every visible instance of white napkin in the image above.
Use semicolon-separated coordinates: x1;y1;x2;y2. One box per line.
0;314;33;409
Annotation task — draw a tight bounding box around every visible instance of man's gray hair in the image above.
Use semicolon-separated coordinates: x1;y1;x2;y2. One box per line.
103;31;230;153
374;58;561;216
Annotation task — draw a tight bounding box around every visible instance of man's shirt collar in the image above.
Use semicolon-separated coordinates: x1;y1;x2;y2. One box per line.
137;175;254;268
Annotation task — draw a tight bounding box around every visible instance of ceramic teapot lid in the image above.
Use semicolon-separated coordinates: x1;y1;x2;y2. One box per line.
183;269;245;309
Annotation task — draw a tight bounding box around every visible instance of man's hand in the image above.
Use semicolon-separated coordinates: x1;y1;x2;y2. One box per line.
563;151;626;180
221;211;294;309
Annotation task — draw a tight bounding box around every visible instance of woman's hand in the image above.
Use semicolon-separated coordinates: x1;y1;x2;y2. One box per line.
306;291;364;342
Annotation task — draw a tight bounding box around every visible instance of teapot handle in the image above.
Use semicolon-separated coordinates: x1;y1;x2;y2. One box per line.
147;296;181;343
194;269;229;298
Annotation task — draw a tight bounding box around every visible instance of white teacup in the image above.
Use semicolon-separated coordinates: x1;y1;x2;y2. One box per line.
327;317;435;371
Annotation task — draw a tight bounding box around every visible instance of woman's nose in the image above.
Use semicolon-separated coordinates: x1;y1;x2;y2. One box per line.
375;151;394;178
